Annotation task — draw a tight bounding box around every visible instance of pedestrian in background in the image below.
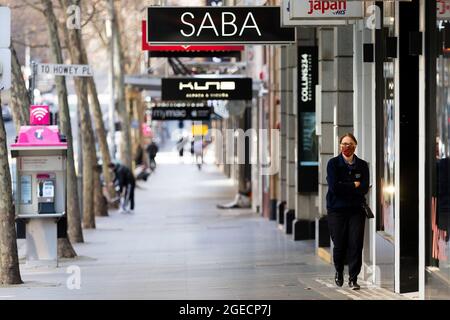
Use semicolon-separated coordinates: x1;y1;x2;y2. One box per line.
108;162;136;214
326;133;369;290
192;136;204;170
146;139;159;171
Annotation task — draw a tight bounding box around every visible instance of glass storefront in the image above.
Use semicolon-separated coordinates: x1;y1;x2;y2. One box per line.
427;18;450;298
381;60;395;237
379;2;396;238
375;1;397;291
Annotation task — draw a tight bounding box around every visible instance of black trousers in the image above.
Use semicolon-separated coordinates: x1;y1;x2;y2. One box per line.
124;183;135;210
328;209;366;280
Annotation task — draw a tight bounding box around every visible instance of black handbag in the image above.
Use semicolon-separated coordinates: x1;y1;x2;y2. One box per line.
362;203;374;219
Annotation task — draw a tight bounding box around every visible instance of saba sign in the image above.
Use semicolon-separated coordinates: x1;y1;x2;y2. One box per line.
289;0;363;20
146;7;295;44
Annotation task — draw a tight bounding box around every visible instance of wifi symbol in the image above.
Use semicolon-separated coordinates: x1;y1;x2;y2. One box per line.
31;107;49;121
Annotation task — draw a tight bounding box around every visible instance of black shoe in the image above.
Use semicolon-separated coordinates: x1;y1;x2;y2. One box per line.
348;279;360;290
335;272;344;287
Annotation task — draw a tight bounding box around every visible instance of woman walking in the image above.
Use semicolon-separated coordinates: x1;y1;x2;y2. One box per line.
326;133;370;290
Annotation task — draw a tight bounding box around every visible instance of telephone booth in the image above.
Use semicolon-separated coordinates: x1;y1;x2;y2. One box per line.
10;105;67;267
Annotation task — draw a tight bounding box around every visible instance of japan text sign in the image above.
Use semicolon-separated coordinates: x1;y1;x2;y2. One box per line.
147;7;295;44
37;63;93;77
290;0;363;20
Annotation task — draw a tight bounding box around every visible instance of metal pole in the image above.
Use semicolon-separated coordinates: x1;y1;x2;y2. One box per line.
29;61;37;105
107;0;116;161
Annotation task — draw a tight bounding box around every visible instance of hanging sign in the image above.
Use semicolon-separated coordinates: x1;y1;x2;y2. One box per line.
289;0;363;20
146;7;295;44
162;77;253;101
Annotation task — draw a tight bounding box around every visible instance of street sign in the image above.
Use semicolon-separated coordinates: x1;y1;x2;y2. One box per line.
162;77;253;101
37;63;93;77
290;0;363;20
151;107;212;121
0;7;11;48
146;7;295;45
0;49;11;91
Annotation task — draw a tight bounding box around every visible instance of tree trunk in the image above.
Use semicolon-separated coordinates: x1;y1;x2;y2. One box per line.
10;44;30;131
109;0;132;169
41;0;83;246
58;0;97;228
94;169;108;217
0;94;23;285
76;79;96;229
87;77;117;206
60;0;114;215
58;239;77;258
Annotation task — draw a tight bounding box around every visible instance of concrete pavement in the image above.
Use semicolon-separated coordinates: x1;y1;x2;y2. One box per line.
0;154;411;300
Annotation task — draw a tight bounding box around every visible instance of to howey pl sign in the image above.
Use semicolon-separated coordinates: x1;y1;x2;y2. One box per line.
162;78;253;101
146;7;295;44
37;63;93;77
290;0;363;20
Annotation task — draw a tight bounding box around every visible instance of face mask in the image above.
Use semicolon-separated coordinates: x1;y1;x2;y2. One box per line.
341;146;355;157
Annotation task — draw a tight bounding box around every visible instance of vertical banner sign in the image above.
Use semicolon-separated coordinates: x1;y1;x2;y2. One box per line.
298;46;319;193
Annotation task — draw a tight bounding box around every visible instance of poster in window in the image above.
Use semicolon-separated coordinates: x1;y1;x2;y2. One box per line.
20;175;32;205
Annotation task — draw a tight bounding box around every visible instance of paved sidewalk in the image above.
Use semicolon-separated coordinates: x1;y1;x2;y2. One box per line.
0;158;410;300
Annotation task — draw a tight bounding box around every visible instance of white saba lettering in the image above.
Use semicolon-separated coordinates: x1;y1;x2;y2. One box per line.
197;12;219;37
180;12;195;37
222;12;237;36
179;11;261;38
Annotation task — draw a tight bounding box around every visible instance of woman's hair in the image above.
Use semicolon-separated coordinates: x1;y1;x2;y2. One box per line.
339;133;358;145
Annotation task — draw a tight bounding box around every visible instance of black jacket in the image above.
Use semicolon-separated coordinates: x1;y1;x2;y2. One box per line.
326;154;369;212
114;164;135;192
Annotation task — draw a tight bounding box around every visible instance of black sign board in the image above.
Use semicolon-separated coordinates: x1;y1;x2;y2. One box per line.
148;50;241;58
297;46;319;193
162;78;253;101
151;107;211;121
147;7;295;44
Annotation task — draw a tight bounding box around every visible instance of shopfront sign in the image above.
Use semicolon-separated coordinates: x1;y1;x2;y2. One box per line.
151;107;211;121
146;7;295;44
289;0;363;20
142;21;244;56
149;101;208;108
297;46;319;193
281;0;350;26
162;77;253;101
